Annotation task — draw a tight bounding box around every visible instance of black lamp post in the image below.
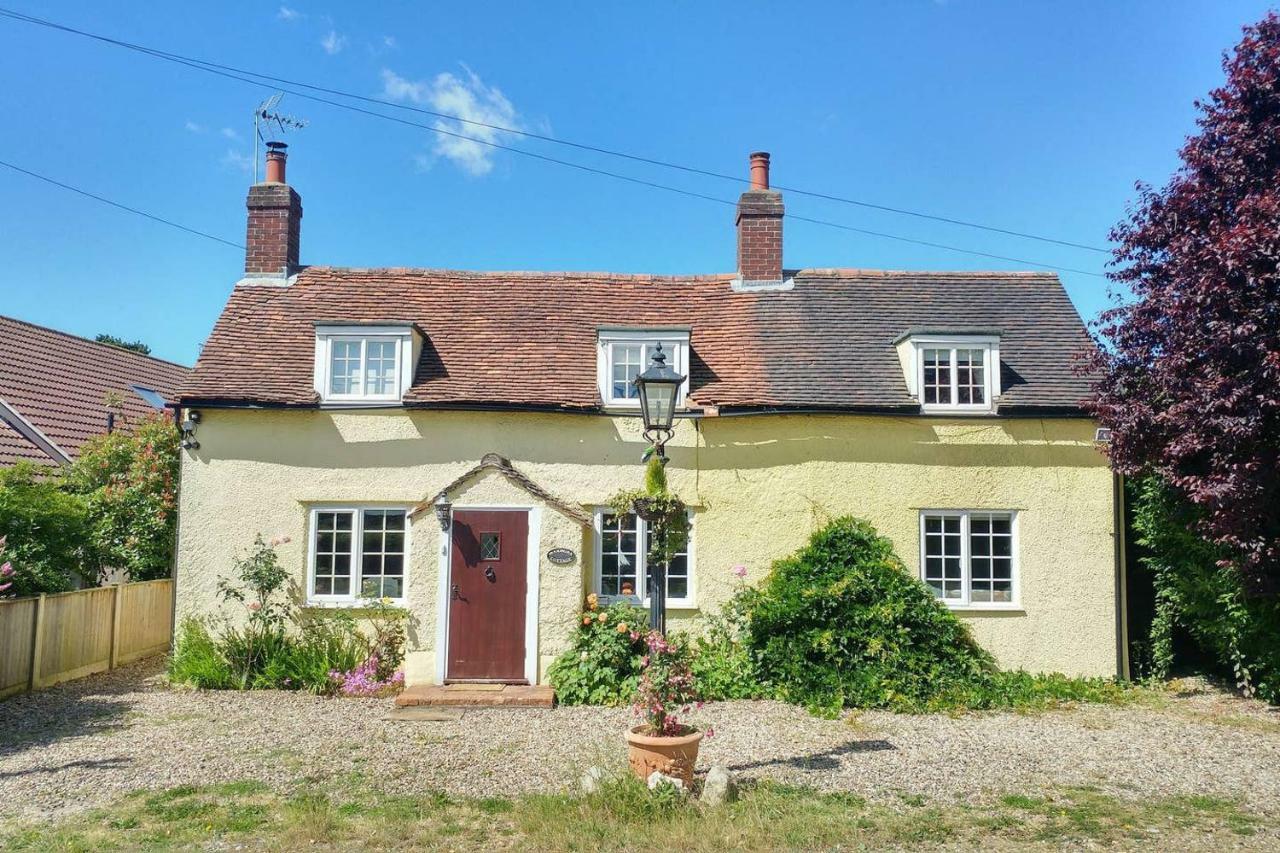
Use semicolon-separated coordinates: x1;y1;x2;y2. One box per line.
633;343;686;633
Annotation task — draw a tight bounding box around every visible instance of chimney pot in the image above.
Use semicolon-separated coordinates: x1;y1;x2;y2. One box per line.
264;141;288;184
749;151;771;191
245;143;302;275
736;151;784;283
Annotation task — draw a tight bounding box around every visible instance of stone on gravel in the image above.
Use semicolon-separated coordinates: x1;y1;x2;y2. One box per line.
701;765;736;806
647;771;686;794
580;765;606;794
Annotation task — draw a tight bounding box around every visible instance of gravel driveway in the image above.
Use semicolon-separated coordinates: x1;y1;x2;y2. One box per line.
3;659;1280;823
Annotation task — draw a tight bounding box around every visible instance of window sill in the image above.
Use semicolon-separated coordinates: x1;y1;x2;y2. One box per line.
302;599;407;610
318;400;404;409
595;594;697;611
919;406;998;416
941;602;1024;614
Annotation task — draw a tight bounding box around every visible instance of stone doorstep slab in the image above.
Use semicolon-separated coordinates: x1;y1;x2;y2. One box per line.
384;707;465;722
395;684;555;709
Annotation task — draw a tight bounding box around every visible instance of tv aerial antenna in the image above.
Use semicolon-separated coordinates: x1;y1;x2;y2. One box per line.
252;93;309;182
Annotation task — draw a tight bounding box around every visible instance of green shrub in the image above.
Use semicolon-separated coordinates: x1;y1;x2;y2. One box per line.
690;590;769;701
744;516;998;715
66;414;179;582
0;463;96;595
168;536;409;694
553;518;1136;714
168;618;236;689
548;602;648;705
1131;477;1280;702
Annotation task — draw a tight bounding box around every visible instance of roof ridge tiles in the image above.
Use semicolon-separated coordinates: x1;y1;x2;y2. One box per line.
0;314;192;370
297;265;737;283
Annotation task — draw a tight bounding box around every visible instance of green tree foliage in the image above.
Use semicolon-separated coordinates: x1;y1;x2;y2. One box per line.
743;517;996;714
1130;477;1280;702
94;333;151;355
0;463;95;595
66;413;180;581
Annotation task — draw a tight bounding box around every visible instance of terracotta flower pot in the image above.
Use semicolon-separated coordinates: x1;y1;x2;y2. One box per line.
625;725;703;787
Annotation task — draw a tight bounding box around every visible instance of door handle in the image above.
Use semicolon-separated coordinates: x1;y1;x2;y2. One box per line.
451;584;461;600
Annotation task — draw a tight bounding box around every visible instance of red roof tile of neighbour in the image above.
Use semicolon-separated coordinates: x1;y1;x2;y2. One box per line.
0;315;190;466
180;266;1093;415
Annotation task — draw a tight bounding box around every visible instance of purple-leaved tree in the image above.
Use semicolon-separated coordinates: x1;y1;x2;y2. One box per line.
1087;13;1280;593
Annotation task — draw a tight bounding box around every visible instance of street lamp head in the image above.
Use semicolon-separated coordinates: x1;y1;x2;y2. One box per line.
634;343;685;433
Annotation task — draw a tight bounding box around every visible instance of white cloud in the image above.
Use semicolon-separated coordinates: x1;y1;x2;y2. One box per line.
383;35;397;49
277;6;302;21
184;120;206;134
320;29;347;55
220;127;241;141
222;148;255;173
381;66;523;176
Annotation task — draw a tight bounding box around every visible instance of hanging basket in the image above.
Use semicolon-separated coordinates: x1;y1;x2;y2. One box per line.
631;496;661;522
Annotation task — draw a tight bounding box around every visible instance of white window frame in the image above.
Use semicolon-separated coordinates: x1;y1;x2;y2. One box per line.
918;509;1020;610
901;335;1000;414
306;504;412;606
596;329;691;410
592;507;695;609
314;325;415;404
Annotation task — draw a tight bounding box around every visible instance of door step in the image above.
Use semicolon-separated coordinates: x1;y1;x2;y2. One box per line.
384;707;464;722
395;684;555;708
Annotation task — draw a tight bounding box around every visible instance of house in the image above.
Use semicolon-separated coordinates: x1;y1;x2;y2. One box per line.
175;145;1125;688
0;315;189;467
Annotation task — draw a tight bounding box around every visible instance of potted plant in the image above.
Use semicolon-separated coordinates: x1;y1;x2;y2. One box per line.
625;630;705;786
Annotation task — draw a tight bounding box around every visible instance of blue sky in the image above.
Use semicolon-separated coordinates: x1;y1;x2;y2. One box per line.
0;1;1270;365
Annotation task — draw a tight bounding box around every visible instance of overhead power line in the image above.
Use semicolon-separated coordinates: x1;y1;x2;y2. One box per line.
0;7;1107;277
0;158;244;249
0;6;1109;256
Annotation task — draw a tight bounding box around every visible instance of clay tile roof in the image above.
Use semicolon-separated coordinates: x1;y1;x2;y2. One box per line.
0;315;191;467
179;267;1094;414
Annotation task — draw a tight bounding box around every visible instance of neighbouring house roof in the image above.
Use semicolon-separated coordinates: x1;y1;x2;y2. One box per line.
179;266;1095;415
0;315;191;467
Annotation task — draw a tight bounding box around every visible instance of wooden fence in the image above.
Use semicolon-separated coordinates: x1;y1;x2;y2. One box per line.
0;579;173;699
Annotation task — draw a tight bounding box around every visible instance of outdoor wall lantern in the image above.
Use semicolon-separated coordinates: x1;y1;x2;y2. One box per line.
434;494;452;532
633;343;685;463
179;409;201;451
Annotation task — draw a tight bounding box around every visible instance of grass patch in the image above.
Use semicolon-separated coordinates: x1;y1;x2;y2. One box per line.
0;776;1269;851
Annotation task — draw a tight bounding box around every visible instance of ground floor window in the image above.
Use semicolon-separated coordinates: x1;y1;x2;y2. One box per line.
919;510;1016;607
309;507;408;603
595;509;692;607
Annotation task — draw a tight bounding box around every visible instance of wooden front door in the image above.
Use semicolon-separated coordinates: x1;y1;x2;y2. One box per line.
447;510;529;682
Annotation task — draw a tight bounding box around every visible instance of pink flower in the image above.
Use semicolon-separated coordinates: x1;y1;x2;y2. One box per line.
247;602;261;612
731;565;747;579
0;562;12;577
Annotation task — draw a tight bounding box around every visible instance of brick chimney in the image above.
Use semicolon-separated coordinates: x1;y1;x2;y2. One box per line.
735;151;784;283
245;142;302;275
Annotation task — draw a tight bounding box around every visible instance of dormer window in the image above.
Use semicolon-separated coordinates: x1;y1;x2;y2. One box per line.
895;331;1000;414
597;329;690;409
314;324;418;404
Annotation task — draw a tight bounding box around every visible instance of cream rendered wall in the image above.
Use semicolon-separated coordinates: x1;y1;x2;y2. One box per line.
175;408;1118;683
